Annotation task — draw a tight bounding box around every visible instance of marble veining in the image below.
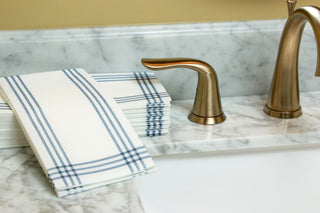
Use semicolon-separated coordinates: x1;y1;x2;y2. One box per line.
0;20;318;100
0;148;144;213
141;91;320;156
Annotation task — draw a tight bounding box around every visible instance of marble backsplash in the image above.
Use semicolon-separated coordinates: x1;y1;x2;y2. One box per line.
0;19;318;100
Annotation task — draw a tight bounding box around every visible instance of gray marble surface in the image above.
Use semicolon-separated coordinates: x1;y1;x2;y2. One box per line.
141;91;320;156
0;148;145;213
0;20;318;100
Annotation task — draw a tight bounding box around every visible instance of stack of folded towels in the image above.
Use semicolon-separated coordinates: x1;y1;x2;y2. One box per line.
92;72;171;137
0;71;171;149
0;102;27;147
0;68;156;197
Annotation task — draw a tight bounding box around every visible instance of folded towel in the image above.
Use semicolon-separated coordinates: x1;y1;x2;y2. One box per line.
0;72;171;110
0;68;155;197
92;72;171;109
92;72;171;137
0;72;171;149
135;128;169;137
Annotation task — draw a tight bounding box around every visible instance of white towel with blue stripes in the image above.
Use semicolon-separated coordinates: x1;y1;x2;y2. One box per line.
0;68;155;197
92;72;171;109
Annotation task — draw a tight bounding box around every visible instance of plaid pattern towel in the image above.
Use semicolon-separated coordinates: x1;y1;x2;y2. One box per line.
0;72;171;112
0;68;155;197
93;72;171;136
0;72;171;142
92;72;171;109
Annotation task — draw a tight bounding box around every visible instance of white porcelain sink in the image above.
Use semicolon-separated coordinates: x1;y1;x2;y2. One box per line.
135;147;320;213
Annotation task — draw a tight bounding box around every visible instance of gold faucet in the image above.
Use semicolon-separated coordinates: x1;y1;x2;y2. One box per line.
141;58;226;125
264;3;320;119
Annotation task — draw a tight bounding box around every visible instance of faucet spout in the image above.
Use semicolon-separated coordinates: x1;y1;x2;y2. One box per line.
264;6;320;119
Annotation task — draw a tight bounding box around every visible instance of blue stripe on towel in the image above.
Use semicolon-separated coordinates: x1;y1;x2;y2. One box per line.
0;103;11;110
133;72;153;136
17;76;81;188
134;72;164;136
136;72;157;103
94;78;157;82
68;70;142;171
145;129;162;136
143;72;165;135
0;107;11;110
143;72;163;104
48;146;147;170
63;70;136;173
113;92;169;104
64;69;150;174
71;68;147;170
47;146;150;180
139;72;164;128
4;76;73;188
92;73;157;82
16;76;82;187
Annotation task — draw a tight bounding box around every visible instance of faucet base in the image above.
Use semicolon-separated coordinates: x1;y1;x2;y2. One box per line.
188;112;226;125
263;105;302;119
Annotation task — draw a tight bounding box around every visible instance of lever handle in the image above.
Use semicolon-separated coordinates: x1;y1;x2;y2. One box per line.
141;58;226;125
287;0;297;16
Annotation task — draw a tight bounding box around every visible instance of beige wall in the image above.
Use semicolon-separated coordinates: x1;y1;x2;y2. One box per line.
1;0;319;30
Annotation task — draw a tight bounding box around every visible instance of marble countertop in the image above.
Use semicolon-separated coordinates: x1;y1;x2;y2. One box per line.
141;91;320;156
1;91;320;212
0;147;145;213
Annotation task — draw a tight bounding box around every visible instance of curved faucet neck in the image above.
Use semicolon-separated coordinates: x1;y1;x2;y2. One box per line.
265;6;320;118
276;6;320;76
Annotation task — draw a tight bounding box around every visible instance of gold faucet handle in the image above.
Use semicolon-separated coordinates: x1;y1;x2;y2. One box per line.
141;58;226;125
141;58;210;71
287;0;297;16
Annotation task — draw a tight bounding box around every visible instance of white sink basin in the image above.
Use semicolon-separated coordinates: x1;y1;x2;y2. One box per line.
135;148;320;213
